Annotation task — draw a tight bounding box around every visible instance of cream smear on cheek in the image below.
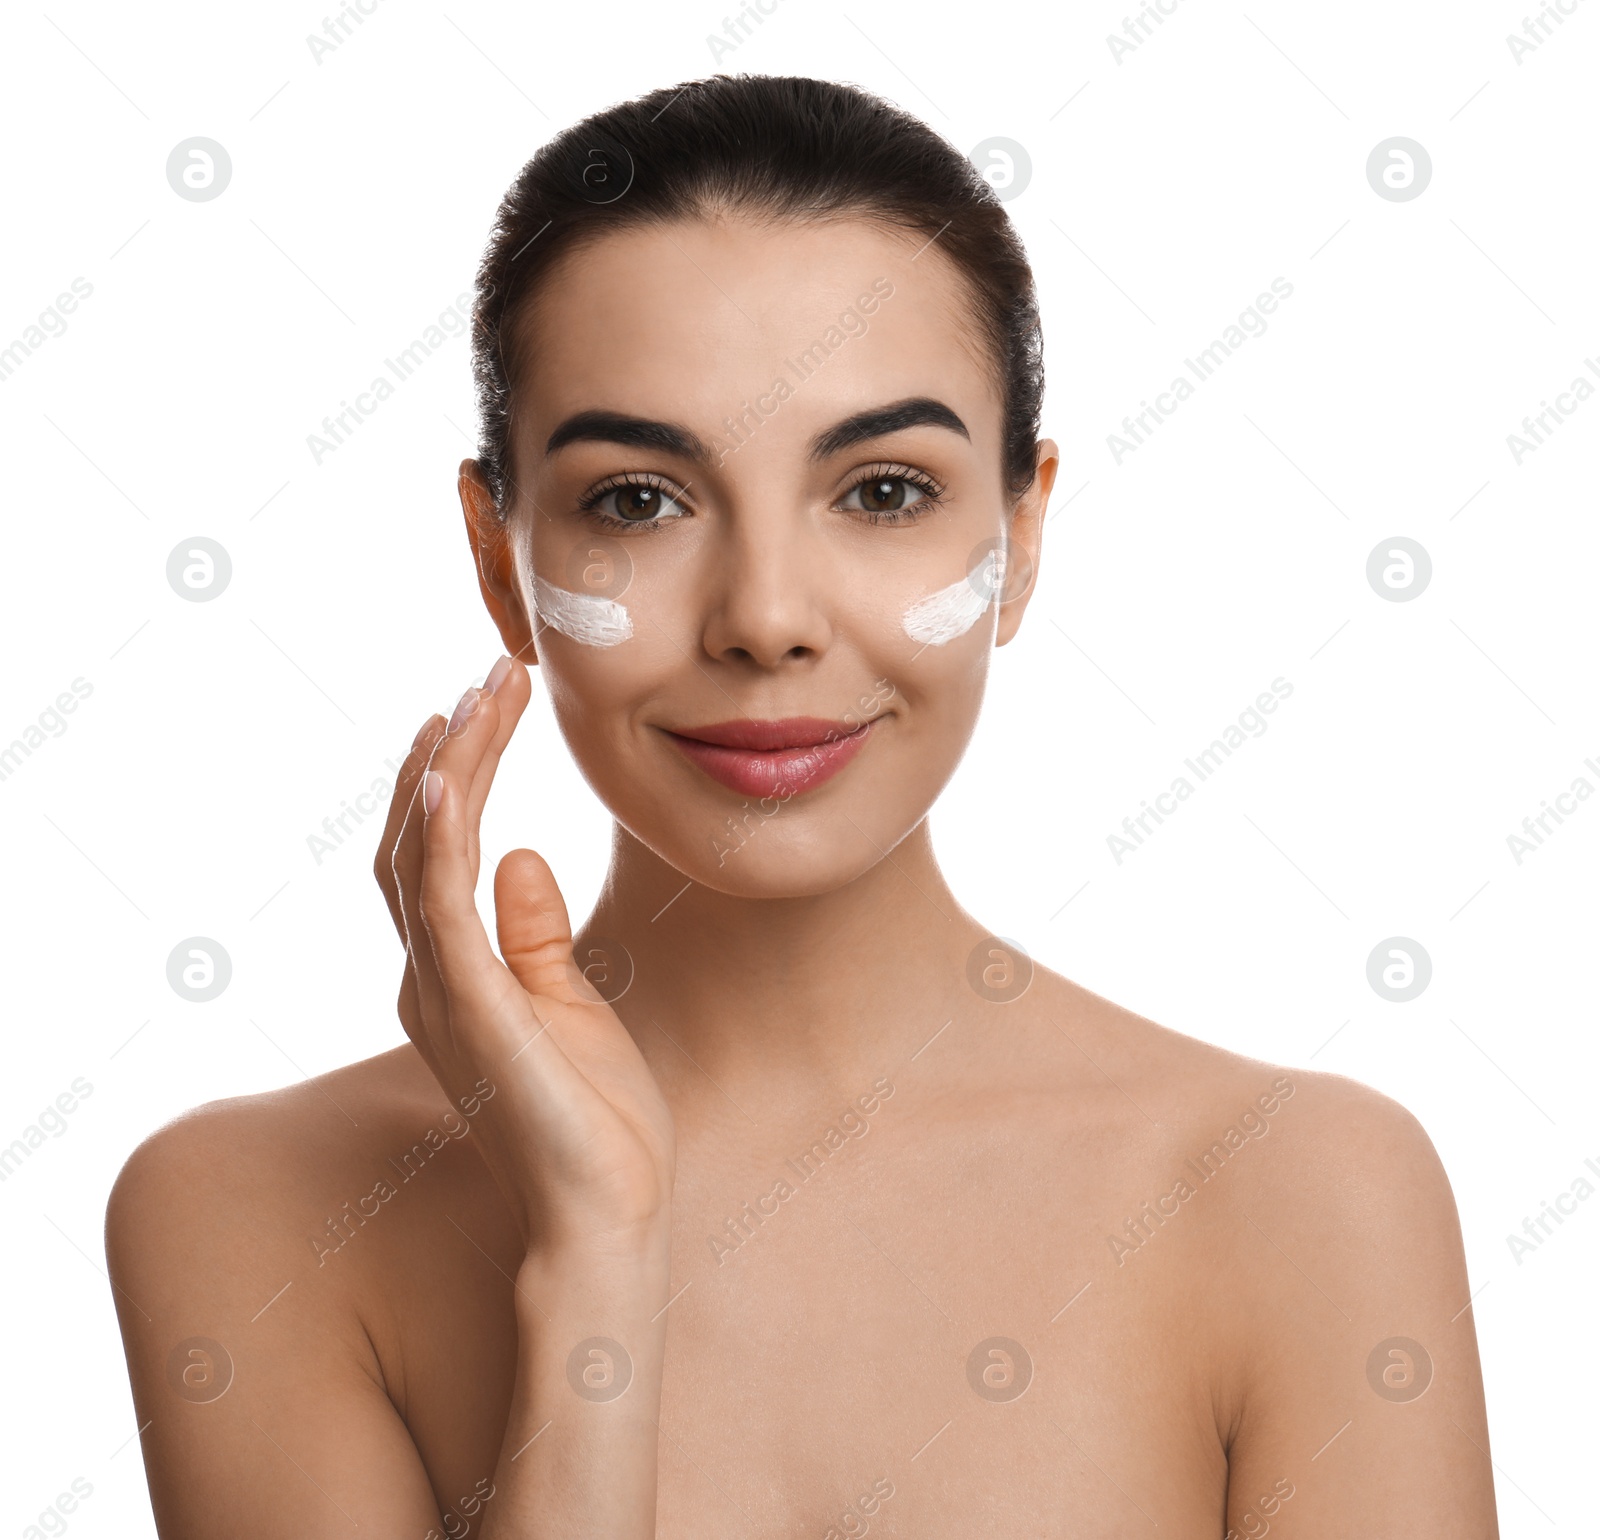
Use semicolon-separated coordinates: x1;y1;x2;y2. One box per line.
530;573;634;648
901;548;1008;646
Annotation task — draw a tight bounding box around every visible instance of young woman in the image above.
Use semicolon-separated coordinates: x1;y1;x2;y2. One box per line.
107;74;1498;1538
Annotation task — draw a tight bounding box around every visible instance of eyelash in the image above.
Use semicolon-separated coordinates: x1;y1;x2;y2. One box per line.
577;463;946;533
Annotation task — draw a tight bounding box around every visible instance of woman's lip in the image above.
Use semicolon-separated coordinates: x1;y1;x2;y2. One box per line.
669;716;865;751
662;717;880;797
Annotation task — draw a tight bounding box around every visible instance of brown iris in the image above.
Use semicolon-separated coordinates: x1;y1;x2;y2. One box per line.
616;485;665;520
857;477;913;514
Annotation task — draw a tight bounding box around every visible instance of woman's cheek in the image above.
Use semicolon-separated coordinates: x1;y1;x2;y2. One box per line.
530;573;634;646
898;546;1008;648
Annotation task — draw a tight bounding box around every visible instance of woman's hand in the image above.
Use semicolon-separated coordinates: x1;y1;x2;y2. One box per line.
374;655;675;1259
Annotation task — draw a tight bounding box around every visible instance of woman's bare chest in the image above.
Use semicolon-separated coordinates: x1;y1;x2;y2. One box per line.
380;1102;1230;1536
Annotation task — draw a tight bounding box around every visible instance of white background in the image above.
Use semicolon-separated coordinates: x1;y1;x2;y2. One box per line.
1;1;1594;1532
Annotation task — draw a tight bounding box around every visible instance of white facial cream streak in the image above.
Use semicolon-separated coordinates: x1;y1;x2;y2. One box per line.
530;574;634;647
901;549;1008;646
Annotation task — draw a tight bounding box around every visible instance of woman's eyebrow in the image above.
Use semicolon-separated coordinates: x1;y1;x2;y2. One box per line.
808;397;970;459
545;410;713;461
542;396;970;464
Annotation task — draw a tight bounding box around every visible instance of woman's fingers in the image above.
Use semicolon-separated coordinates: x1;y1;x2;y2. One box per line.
378;655;525;944
379;661;544;1076
375;715;449;1064
398;675;546;1064
394;966;445;1088
415;728;522;1036
374;714;446;937
390;683;503;1050
390;747;456;1043
462;656;533;851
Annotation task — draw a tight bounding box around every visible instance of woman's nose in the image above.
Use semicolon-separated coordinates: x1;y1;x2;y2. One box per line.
697;521;836;670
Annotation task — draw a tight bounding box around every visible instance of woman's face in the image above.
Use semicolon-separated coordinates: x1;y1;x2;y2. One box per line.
462;214;1057;898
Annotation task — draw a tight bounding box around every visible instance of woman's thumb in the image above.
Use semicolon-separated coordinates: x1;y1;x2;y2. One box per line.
493;848;576;999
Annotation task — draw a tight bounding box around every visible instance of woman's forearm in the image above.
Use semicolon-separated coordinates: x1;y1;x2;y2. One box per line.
477;1228;673;1539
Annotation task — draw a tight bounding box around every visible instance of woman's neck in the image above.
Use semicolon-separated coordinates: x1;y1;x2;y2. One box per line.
580;820;982;1098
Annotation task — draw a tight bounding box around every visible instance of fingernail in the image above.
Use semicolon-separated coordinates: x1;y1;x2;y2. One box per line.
484;655;513;696
423;770;443;815
447;687;480;735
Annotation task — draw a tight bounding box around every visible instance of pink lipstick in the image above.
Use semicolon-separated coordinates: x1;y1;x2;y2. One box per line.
663;715;879;797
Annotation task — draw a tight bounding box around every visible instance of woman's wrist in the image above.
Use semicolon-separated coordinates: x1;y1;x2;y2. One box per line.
481;1220;672;1539
523;1202;673;1273
517;1213;675;1324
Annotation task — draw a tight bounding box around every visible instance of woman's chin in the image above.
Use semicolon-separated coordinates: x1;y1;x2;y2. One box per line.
624;814;900;901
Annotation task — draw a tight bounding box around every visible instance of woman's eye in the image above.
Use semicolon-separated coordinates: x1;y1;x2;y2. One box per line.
841;476;930;517
589;482;689;523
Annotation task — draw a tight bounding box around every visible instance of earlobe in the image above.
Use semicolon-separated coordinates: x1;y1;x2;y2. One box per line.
458;458;539;667
994;438;1056;647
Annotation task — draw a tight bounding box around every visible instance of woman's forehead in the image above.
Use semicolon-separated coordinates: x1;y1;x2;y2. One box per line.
513;215;1002;451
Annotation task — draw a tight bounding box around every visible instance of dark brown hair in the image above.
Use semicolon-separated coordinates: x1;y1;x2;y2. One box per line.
470;73;1044;512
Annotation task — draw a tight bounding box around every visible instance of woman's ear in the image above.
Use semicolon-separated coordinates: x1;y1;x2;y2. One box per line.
458;458;539;666
994;437;1057;647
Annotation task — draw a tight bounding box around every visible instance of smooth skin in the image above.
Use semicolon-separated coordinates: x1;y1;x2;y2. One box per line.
106;214;1498;1537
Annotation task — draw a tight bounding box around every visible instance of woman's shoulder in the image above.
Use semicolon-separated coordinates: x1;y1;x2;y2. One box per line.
103;1048;493;1518
104;1044;458;1290
1031;967;1453;1211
